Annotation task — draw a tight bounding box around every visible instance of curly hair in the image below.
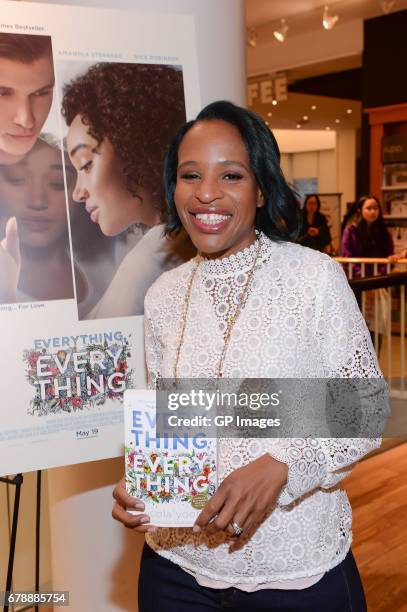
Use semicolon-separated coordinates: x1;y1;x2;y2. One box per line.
61;62;186;215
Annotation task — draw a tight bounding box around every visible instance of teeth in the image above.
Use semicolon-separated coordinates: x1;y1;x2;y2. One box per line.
195;213;230;225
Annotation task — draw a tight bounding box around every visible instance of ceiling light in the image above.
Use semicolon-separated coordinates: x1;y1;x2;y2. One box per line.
267;112;273;117
272;99;278;106
335;118;341;123
273;18;288;42
311;105;317;110
296;123;302;129
247;27;258;48
325;126;331;130
303;115;309;121
381;0;396;14
346;108;352;114
265;121;269;126
322;5;339;30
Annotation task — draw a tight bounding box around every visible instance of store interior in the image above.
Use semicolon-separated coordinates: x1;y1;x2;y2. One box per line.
1;0;407;610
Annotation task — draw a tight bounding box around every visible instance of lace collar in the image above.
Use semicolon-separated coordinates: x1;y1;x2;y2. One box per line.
196;232;272;277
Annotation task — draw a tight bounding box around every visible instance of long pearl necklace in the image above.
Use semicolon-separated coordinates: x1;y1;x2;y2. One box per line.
173;234;263;381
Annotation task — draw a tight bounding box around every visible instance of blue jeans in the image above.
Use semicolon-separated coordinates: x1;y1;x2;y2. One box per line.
138;544;367;611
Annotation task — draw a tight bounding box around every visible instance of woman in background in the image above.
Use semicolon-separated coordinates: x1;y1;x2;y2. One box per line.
62;62;191;319
340;195;394;350
340;195;393;277
297;194;331;252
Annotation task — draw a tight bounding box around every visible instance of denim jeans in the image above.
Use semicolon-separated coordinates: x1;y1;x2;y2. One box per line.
138;543;367;612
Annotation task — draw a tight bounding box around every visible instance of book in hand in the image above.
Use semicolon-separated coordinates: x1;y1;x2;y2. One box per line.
123;389;217;527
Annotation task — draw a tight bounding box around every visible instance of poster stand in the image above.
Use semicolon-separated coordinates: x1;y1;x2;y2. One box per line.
0;472;41;612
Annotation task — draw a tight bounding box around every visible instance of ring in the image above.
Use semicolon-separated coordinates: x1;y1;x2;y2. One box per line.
230;521;243;536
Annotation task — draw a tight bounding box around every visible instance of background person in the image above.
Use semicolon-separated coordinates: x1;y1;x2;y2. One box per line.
340;195;394;350
297;193;332;252
340;195;393;277
0;33;54;165
112;101;383;612
61;62;192;319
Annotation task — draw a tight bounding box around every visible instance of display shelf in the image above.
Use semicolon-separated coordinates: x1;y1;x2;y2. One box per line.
382;185;407;191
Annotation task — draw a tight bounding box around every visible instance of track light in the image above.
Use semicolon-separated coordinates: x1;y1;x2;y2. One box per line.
247;27;258;48
381;0;396;14
322;5;339;30
273;18;288;42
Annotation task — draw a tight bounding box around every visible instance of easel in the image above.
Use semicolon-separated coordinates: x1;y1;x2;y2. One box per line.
1;471;42;612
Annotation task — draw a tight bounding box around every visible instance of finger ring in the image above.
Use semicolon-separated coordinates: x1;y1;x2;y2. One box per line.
230;521;243;536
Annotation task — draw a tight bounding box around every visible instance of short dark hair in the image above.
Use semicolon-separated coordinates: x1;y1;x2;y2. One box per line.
61;62;186;215
163;100;300;241
0;33;52;63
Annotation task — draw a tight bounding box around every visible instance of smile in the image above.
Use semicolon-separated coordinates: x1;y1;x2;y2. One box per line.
195;213;230;225
189;211;232;232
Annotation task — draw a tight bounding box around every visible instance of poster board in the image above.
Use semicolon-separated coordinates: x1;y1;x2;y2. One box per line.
0;0;200;475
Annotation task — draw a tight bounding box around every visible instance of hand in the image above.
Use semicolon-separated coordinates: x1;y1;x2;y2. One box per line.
112;476;157;533
193;454;288;550
388;249;407;263
308;227;319;237
0;217;21;303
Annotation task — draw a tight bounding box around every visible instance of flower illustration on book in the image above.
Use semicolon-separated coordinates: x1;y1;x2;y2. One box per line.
125;444;217;505
24;335;134;416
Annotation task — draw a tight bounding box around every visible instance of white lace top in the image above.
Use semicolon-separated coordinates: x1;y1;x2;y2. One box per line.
144;234;383;584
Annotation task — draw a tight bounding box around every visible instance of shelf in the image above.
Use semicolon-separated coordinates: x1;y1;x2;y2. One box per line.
382;185;407;191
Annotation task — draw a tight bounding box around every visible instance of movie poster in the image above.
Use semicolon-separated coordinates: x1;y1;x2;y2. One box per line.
0;1;200;474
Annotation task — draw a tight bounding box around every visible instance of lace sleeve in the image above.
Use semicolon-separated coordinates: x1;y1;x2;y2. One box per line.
267;257;388;506
144;293;162;390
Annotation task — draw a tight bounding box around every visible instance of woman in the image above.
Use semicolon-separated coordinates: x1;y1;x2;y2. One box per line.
61;62;191;319
112;101;384;611
340;195;394;350
340;195;393;277
297;193;331;252
0;139;74;303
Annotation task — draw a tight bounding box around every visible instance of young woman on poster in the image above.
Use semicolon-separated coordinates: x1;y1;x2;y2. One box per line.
112;101;384;611
62;62;192;319
0;140;74;303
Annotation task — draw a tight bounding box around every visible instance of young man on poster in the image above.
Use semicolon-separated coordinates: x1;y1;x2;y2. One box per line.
0;33;54;166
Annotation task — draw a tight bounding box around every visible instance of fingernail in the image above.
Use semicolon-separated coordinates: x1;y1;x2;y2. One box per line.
147;526;157;533
135;504;145;511
192;525;201;533
140;516;150;523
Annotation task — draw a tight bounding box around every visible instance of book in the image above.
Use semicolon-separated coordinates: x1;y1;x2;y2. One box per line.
123;389;217;527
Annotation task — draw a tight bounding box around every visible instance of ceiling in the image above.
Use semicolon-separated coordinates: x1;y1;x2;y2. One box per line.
246;0;407;30
249;91;361;131
245;0;407;132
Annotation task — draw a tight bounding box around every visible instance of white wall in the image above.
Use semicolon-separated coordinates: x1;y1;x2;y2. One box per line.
277;129;356;211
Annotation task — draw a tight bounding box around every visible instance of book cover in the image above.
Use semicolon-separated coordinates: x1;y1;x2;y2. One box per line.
123;389;217;527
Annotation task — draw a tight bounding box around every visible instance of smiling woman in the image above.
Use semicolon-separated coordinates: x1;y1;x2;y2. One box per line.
112;101;385;612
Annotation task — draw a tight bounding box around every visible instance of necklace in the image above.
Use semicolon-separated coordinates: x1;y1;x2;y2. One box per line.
173;234;263;381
